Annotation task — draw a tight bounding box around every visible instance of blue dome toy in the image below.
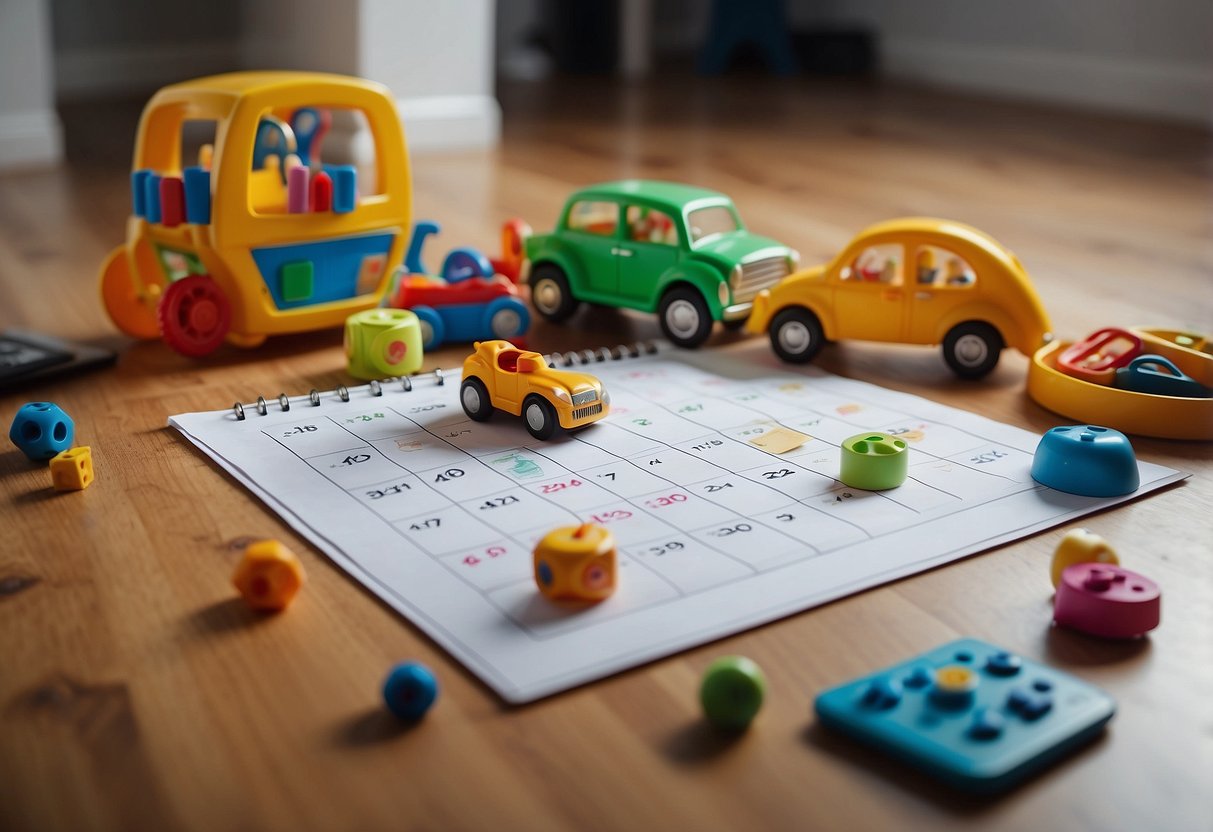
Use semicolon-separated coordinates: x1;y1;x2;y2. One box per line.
1030;425;1139;497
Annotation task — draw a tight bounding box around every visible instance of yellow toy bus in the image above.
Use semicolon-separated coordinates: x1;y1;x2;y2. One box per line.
99;71;411;356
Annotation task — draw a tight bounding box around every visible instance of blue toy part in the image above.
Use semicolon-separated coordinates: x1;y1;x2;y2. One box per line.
814;638;1116;794
250;232;395;310
404;220;441;274
144;173;162;224
412;305;446;350
482;296;531;340
9;401;75;462
290;107;326;166
132;169;151;217
1030;425;1140;498
1113;355;1213;398
382;661;439;721
441;246;493;283
252;116;294;177
182;166;211;225
329;165;358;215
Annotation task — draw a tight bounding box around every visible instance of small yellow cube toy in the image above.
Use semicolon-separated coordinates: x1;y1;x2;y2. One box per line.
232;539;306;611
533;522;617;602
1050;528;1119;588
50;447;94;491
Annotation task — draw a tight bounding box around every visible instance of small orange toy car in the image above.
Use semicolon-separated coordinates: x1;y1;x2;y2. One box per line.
747;218;1052;378
459;340;609;439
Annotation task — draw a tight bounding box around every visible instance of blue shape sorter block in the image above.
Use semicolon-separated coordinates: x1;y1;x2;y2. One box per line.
9;401;75;461
813;639;1116;794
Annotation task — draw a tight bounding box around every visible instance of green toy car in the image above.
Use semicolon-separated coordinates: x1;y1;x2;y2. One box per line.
524;180;798;348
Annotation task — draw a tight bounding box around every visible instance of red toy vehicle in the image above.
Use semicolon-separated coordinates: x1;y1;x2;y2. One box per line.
391;273;529;350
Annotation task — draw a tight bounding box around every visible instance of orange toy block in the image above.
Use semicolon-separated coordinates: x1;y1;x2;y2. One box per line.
232;539;306;611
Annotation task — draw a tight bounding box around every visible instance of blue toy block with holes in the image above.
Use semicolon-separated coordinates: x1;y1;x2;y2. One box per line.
814;638;1116;794
9;401;75;462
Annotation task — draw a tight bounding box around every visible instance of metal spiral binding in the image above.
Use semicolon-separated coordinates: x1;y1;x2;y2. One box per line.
550;340;655;365
230;344;656;419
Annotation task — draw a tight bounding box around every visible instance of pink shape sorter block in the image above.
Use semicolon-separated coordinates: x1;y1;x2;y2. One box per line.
1053;563;1161;639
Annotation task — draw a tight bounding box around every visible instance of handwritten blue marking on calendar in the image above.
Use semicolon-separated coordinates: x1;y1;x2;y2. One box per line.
171;344;1183;702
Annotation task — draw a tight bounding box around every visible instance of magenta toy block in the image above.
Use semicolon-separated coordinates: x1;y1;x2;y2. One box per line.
1053;564;1160;639
287;165;310;214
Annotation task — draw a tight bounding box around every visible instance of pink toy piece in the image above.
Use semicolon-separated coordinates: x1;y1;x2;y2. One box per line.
287;164;310;214
1053;563;1160;639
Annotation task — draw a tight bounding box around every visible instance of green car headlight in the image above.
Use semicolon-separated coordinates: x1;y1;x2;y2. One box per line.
719;281;731;306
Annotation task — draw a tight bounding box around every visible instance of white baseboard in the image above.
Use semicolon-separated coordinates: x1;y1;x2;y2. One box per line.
397;94;502;152
56;41;242;98
0;109;64;169
325;93;502;162
883;38;1213;126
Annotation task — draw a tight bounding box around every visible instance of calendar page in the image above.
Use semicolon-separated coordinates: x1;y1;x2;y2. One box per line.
170;343;1184;703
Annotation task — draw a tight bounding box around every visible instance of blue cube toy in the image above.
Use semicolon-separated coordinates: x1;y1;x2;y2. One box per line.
9;402;75;462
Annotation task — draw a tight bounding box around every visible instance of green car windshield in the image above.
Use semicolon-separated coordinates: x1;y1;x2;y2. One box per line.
687;204;743;245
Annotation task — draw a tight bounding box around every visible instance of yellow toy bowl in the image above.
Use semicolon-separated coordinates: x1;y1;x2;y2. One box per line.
1027;329;1213;441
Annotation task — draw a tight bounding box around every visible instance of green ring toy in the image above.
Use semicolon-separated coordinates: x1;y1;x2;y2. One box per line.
839;432;909;490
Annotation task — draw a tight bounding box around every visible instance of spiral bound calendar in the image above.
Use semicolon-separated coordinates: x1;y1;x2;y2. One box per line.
170;342;1184;703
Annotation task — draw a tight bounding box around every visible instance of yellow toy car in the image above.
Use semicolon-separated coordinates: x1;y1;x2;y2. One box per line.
98;71;411;357
746;218;1052;378
460;340;610;439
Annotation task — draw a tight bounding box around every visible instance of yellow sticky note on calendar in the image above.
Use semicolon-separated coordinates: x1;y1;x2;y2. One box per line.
749;427;811;455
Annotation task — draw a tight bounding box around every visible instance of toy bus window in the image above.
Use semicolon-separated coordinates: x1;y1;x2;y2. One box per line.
248;107;382;215
916;246;975;287
626;206;678;245
182;120;217;172
567;201;619;236
687;206;740;244
842;244;903;285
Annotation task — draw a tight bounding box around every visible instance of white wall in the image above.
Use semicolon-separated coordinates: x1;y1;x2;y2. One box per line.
0;0;63;167
241;0;500;152
795;0;1213;125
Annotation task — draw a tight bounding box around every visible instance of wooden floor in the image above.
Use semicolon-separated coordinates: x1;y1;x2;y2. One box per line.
1;73;1211;832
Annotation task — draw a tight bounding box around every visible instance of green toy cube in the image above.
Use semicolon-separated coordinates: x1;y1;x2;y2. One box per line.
344;308;424;381
840;433;909;490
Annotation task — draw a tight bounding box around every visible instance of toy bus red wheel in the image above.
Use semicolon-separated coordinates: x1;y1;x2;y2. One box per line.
157;274;232;357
